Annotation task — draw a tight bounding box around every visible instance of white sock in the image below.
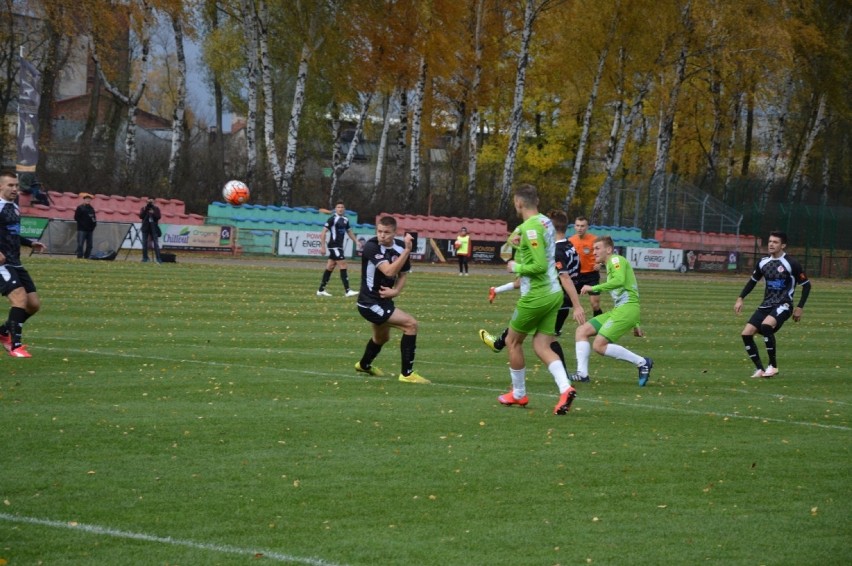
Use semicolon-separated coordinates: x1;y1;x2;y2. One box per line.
496;282;515;294
549;360;571;393
510;367;526;398
576;341;591;377
604;343;645;365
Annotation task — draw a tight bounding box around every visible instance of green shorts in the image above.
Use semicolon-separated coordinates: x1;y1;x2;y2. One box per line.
509;290;563;336
590;303;640;343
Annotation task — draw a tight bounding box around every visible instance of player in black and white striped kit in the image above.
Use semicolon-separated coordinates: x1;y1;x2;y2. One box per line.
0;170;47;358
734;231;811;378
353;216;430;385
316;201;359;297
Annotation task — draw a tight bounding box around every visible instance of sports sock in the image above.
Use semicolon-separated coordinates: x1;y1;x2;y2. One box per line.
575;340;591;377
510;367;526;398
550;340;566;368
761;324;777;367
7;307;26;350
318;269;332;291
360;339;383;369
400;333;417;376
549;360;571;393
742;335;763;369
593;309;603;317
554;309;569;336
603;343;644;365
340;269;350;291
495;282;515;294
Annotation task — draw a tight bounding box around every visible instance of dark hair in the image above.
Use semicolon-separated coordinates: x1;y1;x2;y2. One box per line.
548;209;568;233
378;216;397;229
513;184;539;207
0;169;18;180
574;216;589;223
769;231;787;245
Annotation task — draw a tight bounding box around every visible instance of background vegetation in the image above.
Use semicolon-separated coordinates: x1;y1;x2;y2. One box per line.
0;1;849;225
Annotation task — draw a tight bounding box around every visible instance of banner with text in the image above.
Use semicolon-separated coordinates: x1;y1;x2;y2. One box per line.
277;230;427;259
121;224;235;252
626;247;684;271
683;250;739;272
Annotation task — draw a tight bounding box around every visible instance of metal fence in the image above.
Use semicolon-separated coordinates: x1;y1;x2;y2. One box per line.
612;176;743;236
609;176;851;278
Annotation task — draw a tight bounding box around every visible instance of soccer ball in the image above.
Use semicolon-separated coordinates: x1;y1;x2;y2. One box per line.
222;180;250;205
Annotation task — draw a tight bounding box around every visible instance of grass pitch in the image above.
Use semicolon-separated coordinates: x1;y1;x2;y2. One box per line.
1;256;849;565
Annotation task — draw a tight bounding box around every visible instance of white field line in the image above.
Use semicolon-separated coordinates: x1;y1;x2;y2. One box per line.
27;345;852;432
0;512;346;566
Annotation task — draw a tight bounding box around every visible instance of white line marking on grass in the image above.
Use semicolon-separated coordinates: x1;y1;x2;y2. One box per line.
0;513;347;566
35;346;850;432
436;382;852;431
726;388;852;406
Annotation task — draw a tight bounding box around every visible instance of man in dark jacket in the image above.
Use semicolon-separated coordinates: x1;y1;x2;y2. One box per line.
74;193;97;258
139;198;162;263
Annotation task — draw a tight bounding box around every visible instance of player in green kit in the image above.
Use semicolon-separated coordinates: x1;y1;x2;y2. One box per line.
495;184;578;415
571;236;653;386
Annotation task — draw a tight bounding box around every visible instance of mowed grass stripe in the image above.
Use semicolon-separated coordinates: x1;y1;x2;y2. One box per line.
1;257;848;565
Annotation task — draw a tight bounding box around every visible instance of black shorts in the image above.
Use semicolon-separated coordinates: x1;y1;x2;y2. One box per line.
0;265;35;296
358;302;396;325
748;304;793;333
328;248;345;261
574;271;601;295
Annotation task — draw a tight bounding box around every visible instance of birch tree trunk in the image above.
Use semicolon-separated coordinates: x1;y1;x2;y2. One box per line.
499;0;536;216
370;92;393;207
397;88;408;176
564;11;617;210
787;92;826;202
592;83;649;224
466;0;484;213
648;1;692;231
167;14;187;193
405;57;427;210
723;91;743;203
741;90;754;176
257;0;285;200
280;42;315;206
702;63;723;191
92;3;152;175
759;73;794;212
329;93;374;207
240;0;259;188
819;128;830;206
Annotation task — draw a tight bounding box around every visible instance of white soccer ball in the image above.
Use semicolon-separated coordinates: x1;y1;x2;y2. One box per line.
222;180;250;205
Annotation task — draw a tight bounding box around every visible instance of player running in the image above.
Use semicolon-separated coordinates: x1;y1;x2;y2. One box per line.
571;236;653;386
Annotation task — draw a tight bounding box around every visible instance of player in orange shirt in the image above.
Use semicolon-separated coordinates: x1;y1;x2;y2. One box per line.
568;216;603;317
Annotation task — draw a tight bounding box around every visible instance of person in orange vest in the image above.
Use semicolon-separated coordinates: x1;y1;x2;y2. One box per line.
453;226;472;276
568;216;603;316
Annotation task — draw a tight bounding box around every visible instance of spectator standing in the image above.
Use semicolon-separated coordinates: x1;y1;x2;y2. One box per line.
139;198;162;263
74;193;97;259
454;227;472;275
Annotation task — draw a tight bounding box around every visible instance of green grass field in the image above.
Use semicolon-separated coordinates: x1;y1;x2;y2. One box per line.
1;256;849;565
